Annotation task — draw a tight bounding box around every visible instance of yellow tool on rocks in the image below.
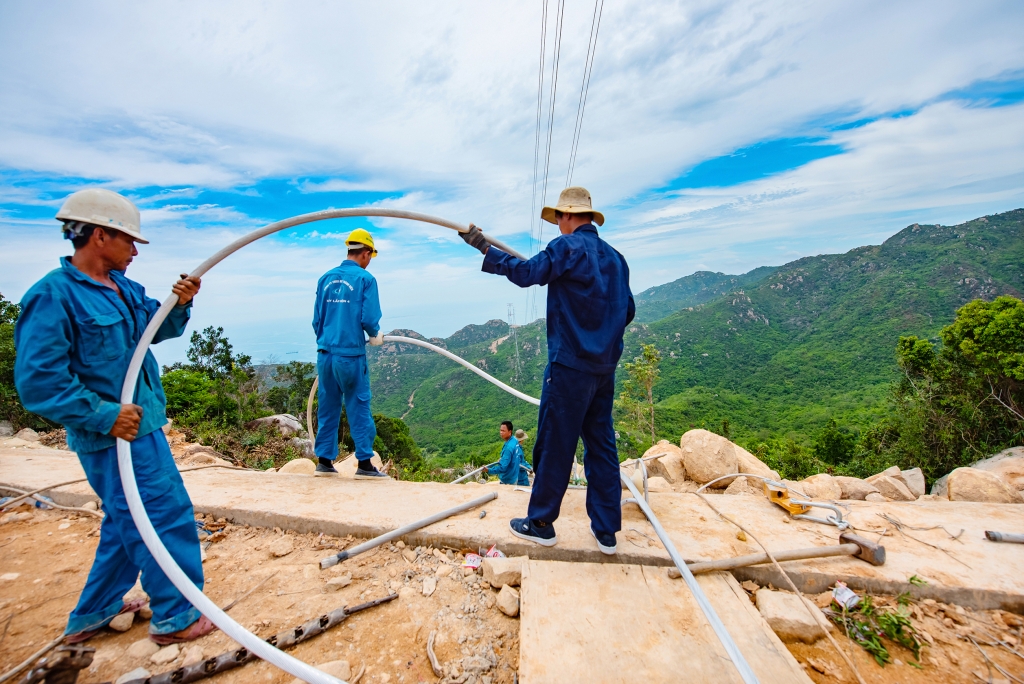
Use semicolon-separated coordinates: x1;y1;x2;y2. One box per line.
763;481;849;529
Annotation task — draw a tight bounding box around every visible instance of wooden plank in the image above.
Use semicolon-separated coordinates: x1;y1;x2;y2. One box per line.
519;560;812;684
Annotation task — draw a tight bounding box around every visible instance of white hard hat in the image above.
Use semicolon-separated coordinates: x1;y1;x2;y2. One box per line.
56;189;148;244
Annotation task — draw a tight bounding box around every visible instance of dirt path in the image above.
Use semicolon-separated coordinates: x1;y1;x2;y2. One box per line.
0;507;519;684
401;389;417;421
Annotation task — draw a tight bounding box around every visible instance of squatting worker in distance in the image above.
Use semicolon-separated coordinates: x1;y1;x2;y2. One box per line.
311;228;389;479
14;189;214;644
460;186;635;555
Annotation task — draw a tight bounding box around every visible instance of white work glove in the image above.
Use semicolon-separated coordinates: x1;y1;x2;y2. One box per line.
368;333;384;346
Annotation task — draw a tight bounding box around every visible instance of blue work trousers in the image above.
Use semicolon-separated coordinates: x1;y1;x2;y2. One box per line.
67;430;204;636
315;352;376;461
527;362;621;536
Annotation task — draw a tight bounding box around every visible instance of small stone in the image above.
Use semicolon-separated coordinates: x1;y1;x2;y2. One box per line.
325;574;353;591
58;522;71;530
278;458;316;475
755;589;832;643
182;645;205;666
462;567;477;577
151;643;179;665
484;593;496;609
269;537;294;557
865;492;887;502
14;427;40;441
396;540;406;549
436;564;454;578
496;585;520;617
402;549;417;563
741;581;760;593
289;660;351;683
82;501;99;511
423;576;437;597
482;557;524;587
0;572;20;581
127;638;160;659
115;667;151;684
109;612;135;632
735;531;748;542
388;568;398;578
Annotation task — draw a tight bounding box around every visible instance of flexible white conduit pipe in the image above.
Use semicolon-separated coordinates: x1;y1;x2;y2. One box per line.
118;209;521;684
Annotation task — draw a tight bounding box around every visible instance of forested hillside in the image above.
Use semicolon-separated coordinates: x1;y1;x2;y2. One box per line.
366;209;1024;463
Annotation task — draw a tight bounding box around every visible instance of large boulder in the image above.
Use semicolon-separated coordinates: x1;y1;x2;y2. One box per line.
834;476;879;501
642;441;686;483
279;458;316;475
734;445;780;481
679;429;738;486
246;414;303;437
798;474;842;500
865;474;915;501
971;447;1024;497
930;474;949;497
900;468;926;498
946;468;1021;503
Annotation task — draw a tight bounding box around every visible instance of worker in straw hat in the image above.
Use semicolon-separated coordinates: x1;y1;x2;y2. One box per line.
460;187;635;555
14;188;214;644
311;228;389;479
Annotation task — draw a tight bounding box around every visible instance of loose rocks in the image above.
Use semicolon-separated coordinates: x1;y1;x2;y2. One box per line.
865;492;887;502
127;638;160;660
496;585;520;617
402;549;417;563
799;473;842;500
834;476;879;501
422;576;437;597
947;468;1021;503
325;574;352;591
482;557;524;587
436;564;454;578
866;474;915;501
642;440;686;483
289;660;351;684
109;611;134;632
755;589;832;643
14;427;40;441
900;468;926;498
268;536;295;557
246;414;303;437
278;458;316;475
115;668;151;684
151;644;180;665
679;429;738;485
723;476;759;496
182;645;205;667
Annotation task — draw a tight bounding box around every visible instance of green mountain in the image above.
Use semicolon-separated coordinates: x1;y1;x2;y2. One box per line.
633;266;778;322
367;209;1024;463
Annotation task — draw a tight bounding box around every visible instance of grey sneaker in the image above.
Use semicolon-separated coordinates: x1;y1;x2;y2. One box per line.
315;461;339;477
354;466;391;480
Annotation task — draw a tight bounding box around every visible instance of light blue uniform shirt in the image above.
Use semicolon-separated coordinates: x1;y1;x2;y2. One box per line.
492;436;528;485
14;257;192;454
313;260;382;356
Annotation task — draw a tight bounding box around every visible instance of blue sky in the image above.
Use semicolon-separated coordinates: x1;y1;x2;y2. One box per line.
2;1;1023;366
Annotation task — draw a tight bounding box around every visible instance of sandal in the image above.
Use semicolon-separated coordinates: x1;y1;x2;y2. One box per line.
65;598;150;644
150;615;216;645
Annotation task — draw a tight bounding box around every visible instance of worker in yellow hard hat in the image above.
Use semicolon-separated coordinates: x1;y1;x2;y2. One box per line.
311;228;388;479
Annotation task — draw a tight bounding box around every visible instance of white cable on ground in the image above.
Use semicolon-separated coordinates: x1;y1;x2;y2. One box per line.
119;209;522;684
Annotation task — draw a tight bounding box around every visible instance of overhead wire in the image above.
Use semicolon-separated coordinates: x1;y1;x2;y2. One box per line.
566;0;605;187
525;0;550;326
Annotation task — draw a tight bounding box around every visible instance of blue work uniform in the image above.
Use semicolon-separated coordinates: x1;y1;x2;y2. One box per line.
482;224;635;536
491;437;531;486
14;257;204;636
312;260;382;461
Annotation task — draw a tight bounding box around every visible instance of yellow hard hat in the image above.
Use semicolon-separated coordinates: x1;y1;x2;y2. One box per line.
346;228;377;257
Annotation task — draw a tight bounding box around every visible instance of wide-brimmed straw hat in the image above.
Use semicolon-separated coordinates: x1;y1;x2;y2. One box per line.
541;186;605;227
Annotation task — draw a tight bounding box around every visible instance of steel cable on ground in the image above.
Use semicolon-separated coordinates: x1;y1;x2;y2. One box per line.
116;209;522;684
565;0;605;187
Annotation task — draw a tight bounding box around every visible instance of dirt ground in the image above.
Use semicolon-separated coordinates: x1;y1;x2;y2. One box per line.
3;506;1023;684
0;506;519;684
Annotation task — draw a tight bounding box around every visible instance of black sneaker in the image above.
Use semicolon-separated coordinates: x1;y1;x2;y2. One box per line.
509;517;557;547
590;527;617;555
314;460;339;477
354;466;391;481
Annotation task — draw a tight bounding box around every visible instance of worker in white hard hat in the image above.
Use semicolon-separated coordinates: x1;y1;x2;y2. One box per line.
14;188;214;644
311;227;389;479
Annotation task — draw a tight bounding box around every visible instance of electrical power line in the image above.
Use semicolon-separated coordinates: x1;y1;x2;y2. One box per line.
539;0;566;213
566;0;605;187
526;0;550;325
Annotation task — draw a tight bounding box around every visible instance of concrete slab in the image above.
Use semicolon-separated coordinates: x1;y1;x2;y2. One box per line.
518;560;813;684
4;448;1024;610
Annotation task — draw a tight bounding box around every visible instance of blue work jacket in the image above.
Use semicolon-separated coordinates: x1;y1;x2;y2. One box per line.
491;437;527;485
483;224;635;375
312;260;382;356
14;257;192;454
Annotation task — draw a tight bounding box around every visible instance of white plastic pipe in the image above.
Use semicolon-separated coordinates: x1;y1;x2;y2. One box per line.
118;209;520;684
